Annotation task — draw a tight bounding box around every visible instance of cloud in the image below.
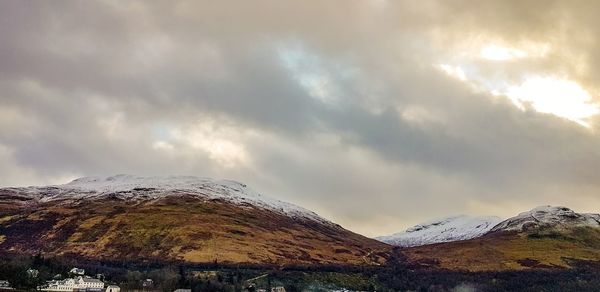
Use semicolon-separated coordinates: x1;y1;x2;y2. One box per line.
2;0;600;236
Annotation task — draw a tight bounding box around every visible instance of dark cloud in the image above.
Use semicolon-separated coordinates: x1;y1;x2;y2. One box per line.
1;0;600;236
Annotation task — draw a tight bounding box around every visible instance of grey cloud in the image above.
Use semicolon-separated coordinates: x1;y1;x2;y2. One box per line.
1;0;600;236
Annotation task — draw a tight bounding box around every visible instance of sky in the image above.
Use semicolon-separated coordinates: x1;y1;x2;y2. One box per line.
2;0;600;237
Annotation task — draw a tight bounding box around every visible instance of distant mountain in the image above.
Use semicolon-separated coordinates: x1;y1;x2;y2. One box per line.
403;206;600;271
490;205;600;232
0;175;389;266
376;215;502;247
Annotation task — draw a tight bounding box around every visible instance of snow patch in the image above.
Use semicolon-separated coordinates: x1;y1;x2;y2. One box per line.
491;205;600;232
376;215;503;247
11;174;331;225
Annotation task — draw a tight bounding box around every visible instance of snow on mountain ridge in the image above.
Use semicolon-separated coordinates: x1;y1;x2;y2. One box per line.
65;174;246;192
491;205;600;232
376;215;503;247
378;206;600;247
10;175;331;225
404;215;465;233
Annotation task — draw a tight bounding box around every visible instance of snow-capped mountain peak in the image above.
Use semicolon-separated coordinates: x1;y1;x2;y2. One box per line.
64;174;245;192
10;174;330;225
490;205;600;232
376;215;503;247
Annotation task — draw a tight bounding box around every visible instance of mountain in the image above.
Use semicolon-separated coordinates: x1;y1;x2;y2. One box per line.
490;205;600;232
403;206;600;271
0;175;389;266
376;215;502;247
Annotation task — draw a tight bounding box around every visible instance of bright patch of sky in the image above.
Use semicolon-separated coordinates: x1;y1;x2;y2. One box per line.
278;46;338;105
480;45;528;61
151;121;249;168
276;43;367;108
437;43;598;127
506;77;599;127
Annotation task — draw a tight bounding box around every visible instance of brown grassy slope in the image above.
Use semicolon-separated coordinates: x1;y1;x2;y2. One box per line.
0;193;390;266
403;227;600;271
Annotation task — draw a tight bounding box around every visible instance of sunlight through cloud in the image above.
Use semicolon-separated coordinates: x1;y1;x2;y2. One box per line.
437;40;597;128
438;64;467;81
480;45;528;61
505;77;599;127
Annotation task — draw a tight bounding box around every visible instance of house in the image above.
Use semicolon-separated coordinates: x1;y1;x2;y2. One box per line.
271;287;286;292
70;268;85;276
80;277;105;291
142;279;153;288
40;276;104;292
27;269;39;278
105;285;120;292
0;281;13;290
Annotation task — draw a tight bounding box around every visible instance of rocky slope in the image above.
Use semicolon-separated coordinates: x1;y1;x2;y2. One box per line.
0;175;389;266
403;206;600;271
376;215;502;247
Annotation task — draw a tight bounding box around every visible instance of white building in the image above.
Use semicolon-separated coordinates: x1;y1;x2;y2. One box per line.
41;276;104;292
142;279;153;288
0;280;13;290
105;285;120;292
27;269;39;278
69;268;85;276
